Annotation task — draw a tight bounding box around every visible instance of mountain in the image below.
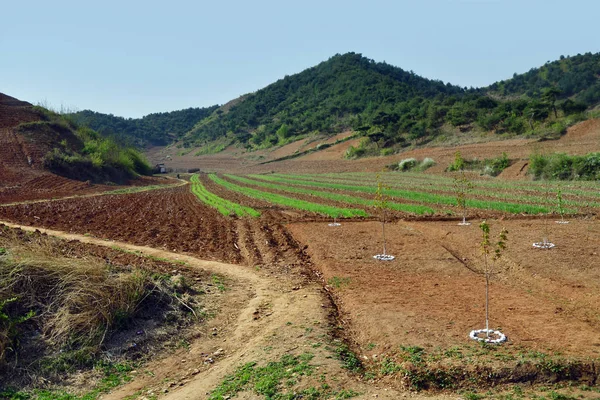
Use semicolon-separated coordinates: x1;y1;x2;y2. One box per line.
181;52;466;148
71;105;219;147
180;52;600;156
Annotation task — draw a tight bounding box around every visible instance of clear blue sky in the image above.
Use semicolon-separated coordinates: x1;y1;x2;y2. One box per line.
1;0;598;118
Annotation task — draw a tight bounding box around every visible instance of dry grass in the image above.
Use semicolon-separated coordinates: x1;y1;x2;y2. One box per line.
0;227;184;365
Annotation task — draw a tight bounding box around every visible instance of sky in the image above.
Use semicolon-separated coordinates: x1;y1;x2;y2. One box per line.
1;0;599;118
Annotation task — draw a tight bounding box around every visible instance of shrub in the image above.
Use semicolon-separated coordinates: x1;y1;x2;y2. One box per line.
398;158;417;171
417;157;436;171
529;152;600;180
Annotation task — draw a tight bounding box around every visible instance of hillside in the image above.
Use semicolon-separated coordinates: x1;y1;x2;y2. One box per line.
487;52;600;105
179;52;600;157
71;105;219;146
0;93;152;201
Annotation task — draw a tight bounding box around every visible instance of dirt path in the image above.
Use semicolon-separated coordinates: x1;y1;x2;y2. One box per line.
0;221;423;400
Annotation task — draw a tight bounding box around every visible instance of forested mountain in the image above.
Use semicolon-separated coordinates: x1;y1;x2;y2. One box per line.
71;105;219;146
71;52;600;155
181;52;600;156
182;52;466;148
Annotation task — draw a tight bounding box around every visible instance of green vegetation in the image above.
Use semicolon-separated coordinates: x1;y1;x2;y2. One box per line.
230;175;435;215
208;353;359;399
529;152;600;180
70;105;219;146
19;108;151;183
179;52;600;154
448;151;511;177
209;174;368;218
250;174;549;214
1;361;134;400
190;174;260;217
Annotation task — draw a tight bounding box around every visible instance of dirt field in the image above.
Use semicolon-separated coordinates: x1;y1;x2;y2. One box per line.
288;218;600;358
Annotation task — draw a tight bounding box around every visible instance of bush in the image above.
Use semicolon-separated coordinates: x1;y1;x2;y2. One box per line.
398;158;417;171
418;157;436;171
529;152;600;180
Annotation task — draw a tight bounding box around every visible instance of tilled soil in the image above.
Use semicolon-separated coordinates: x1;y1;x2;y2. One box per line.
287;218;600;359
0;185;242;264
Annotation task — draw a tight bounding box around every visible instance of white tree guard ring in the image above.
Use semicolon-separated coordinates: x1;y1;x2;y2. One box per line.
328;223;341;227
373;254;395;261
555;220;569;224
533;242;555;249
469;329;507;344
458;222;471;226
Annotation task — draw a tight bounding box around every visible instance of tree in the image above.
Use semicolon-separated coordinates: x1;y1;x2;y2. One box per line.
373;173;394;260
542;87;561;118
479;221;508;339
453;170;473;225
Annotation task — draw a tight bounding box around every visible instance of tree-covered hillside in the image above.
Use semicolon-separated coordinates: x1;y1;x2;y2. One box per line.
71;105;218;146
180;52;600;156
182;52;466;148
487;52;600;106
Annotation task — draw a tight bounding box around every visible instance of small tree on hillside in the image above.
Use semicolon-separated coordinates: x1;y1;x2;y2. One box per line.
453;170;473;226
373;173;394;261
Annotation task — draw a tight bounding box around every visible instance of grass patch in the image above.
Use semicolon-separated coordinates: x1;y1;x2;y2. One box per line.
208;353;359;399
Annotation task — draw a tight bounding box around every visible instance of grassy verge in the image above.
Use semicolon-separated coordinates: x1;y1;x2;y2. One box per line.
190;174;260;217
209;175;368;218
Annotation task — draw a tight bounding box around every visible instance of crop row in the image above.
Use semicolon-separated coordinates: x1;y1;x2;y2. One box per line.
190;174;260;217
254;174;549;214
270;173;590;210
226;175;435;215
209;174;367;218
316;172;600;198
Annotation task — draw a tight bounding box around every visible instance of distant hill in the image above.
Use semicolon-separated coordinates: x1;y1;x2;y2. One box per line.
180;52;600;157
71;105;219;147
0;93;151;184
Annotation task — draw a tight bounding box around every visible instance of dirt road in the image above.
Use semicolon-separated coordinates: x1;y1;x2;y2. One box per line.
0;221;417;400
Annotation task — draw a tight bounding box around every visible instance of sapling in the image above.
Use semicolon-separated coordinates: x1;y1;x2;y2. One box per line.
555;184;568;224
479;221;508;340
533;180;555;248
373;173;394;261
329;212;341;227
453;170;473;226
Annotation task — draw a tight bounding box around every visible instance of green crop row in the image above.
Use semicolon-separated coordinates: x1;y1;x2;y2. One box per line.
229;175;435;215
190;174;260;217
272;173;588;210
255;174;549;214
209;174;368;218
